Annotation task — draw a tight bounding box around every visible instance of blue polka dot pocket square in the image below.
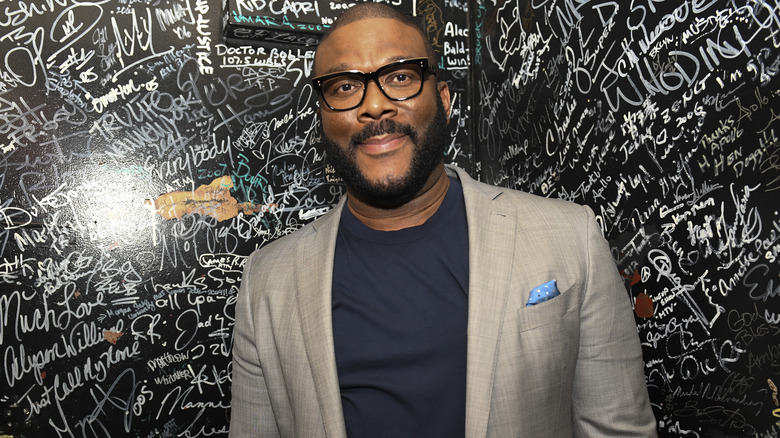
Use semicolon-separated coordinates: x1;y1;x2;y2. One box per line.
526;279;560;307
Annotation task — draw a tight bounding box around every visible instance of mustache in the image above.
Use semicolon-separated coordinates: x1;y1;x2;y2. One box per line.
349;119;417;150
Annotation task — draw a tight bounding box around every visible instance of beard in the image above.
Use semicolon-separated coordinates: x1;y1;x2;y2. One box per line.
321;97;450;208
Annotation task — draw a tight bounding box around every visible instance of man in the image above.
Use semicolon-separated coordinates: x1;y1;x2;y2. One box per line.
230;3;657;437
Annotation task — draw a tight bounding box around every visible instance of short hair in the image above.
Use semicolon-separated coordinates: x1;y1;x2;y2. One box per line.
314;3;437;72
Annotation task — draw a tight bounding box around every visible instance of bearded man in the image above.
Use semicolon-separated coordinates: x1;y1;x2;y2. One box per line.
229;3;657;437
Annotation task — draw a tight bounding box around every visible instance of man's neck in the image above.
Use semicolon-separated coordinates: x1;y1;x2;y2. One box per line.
345;165;451;231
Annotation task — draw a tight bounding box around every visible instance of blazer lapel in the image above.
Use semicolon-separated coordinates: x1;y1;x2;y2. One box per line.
294;200;348;438
454;167;517;438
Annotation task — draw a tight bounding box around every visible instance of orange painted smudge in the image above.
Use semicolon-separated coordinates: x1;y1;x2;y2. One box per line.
620;269;642;287
41;371;46;379
146;176;275;222
630;269;641;287
635;293;653;318
103;330;124;344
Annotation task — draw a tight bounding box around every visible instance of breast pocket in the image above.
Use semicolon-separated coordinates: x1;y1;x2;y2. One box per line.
516;284;577;332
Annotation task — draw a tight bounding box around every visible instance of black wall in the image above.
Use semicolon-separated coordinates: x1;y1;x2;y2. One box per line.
0;0;778;437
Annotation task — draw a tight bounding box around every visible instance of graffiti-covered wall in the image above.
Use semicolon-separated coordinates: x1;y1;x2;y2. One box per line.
2;0;779;436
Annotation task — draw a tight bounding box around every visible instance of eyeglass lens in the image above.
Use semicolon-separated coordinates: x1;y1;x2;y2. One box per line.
320;62;425;110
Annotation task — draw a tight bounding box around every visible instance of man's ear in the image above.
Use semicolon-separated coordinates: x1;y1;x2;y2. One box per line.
438;81;451;123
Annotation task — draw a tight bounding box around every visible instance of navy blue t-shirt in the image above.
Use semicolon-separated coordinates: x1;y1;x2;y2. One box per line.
332;176;469;438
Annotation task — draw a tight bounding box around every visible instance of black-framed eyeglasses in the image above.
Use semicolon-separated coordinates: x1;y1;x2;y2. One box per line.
311;58;436;111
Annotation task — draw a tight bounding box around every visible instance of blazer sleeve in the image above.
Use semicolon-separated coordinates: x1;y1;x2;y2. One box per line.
571;206;657;437
229;251;282;438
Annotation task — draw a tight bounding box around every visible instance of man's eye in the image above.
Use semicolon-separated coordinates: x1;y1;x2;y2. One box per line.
385;71;418;87
327;79;361;95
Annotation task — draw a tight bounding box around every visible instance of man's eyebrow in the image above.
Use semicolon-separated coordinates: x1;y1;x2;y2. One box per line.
319;63;353;75
318;56;415;76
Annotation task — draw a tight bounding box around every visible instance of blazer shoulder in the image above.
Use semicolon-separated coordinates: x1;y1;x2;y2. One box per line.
503;189;590;218
450;165;594;230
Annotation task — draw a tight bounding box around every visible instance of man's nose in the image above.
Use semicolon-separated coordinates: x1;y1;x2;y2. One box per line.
358;80;397;120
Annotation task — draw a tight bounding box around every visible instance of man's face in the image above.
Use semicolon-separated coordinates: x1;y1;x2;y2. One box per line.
314;18;451;206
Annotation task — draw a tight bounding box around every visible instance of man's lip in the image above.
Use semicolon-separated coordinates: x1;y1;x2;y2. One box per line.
357;134;407;155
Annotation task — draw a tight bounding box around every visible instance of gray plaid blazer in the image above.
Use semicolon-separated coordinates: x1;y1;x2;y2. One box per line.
230;165;657;437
